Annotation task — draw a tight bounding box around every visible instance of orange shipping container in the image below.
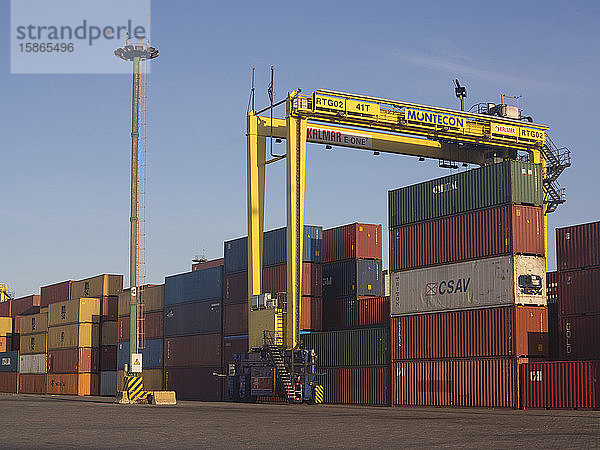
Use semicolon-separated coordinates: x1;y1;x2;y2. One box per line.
314;366;389;406
323;223;382;263
0;336;11;352
19;374;46;394
300;297;322;331
46;373;98;396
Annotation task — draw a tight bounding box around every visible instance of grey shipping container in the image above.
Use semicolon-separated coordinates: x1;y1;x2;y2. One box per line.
224;225;322;274
165;266;223;305
164;301;222;337
19;354;46;374
391;255;546;316
388;160;543;228
117;339;163;370
323;259;383;299
100;371;117;396
300;327;389;367
0;351;19;372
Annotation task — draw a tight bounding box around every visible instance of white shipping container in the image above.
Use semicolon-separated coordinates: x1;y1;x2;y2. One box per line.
100;371;117;396
19;354;47;374
391;255;546;316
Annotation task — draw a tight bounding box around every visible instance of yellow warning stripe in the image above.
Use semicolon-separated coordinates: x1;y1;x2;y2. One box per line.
314;385;324;404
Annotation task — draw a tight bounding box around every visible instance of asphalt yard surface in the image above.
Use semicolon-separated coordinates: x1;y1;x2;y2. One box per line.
1;394;598;448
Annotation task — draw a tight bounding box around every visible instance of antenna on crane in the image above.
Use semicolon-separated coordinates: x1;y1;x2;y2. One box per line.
454;79;467;111
247;67;255;113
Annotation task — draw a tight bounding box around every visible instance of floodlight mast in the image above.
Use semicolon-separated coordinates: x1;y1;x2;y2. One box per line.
114;38;158;373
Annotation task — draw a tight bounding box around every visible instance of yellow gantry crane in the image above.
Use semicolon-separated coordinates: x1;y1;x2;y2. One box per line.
246;89;570;351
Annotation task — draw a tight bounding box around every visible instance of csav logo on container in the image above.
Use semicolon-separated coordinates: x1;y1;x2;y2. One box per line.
425;278;471;296
432;181;458;195
529;370;542;382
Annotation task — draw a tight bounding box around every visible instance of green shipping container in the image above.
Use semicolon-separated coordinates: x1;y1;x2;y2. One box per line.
300;327;389;367
388;160;543;228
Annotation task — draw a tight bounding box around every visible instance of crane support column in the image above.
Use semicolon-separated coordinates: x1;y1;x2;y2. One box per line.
285;92;307;350
529;148;549;266
247;113;266;350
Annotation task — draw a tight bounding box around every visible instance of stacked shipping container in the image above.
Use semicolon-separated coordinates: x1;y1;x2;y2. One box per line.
556;222;600;361
163;266;223;400
222;225;323;397
19;308;48;393
0;351;19;393
115;284;165;395
388;161;548;408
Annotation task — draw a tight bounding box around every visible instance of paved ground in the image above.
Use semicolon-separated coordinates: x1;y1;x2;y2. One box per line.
0;394;599;448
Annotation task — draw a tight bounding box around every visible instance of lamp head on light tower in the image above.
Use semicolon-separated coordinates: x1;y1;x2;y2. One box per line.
114;36;159;390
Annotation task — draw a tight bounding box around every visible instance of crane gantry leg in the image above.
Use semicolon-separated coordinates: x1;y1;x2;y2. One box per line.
247;112;266;350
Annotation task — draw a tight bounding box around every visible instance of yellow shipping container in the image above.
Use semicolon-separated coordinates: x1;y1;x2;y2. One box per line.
118;284;164;316
70;274;123;300
20;311;48;334
116;369;163;391
101;321;117;346
48;298;100;327
19;332;47;354
0;317;12;337
47;323;99;350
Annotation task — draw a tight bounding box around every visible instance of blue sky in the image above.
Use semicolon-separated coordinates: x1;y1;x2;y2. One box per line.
2;0;599;296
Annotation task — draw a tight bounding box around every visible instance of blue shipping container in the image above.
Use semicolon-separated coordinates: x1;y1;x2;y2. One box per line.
0;351;19;372
322;259;383;299
165;266;223;305
117;339;163;370
164;301;222;337
224;225;322;274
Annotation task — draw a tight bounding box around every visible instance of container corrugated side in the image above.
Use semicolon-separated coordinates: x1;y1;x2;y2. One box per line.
101;321;117;346
315;366;389;406
99;371;117;396
165;267;223;305
48;298;101;327
117;339;163;369
0;336;11;352
41;281;72;307
300;297;322;331
47;348;99;373
164;301;222;337
548;303;559;360
323;223;382;263
391;357;518;408
100;345;117;371
323;259;382;299
559;314;600;360
70;274;123;300
47;323;100;349
323;297;359;330
164;366;222;401
0;373;18;393
391;305;547;360
11;295;41;317
556;221;600;271
19;374;46;394
116;369;163;391
390;204;544;272
223;303;248;336
558;268;600;316
0;351;19;372
164;333;222;367
118;311;163;342
101;296;118;321
520;361;600;410
300;327;389;367
19;310;48;335
0;317;11;336
391;255;546;315
19;332;47;355
388;160;543;228
262;263;322;297
19;354;47;374
118;284;164;316
46;373;98;396
358;296;390;327
223;272;248;305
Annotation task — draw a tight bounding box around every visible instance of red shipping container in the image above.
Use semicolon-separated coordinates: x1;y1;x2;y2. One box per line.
559;268;600;316
11;333;20;351
224;272;248;305
223;335;248;367
520;361;600;410
300;297;322;331
262;263;322;298
100;346;117;371
548;303;559;360
391;357;519;408
392;306;548;360
0;300;11;317
41;280;72;307
192;258;224;271
164;366;222;401
118;311;164;342
101;296;118;321
224;303;248;336
164;333;222;367
323;297;360;330
358;296;389;327
547;271;558;304
0;373;18;393
556;221;600;271
19;374;46;394
314;366;389;406
11;295;40;317
323;223;382;263
47;348;99;373
559;314;600;360
390;204;544;272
